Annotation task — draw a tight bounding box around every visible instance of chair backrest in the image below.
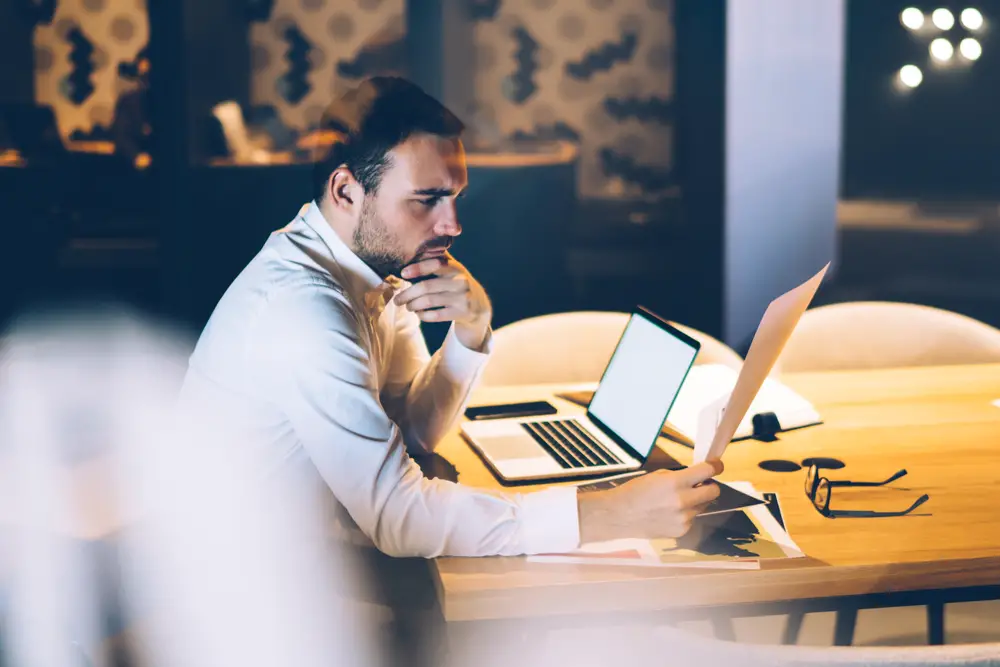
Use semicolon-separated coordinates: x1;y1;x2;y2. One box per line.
647;625;1000;667
464;622;1000;667
776;301;1000;374
481;311;743;387
670;321;745;371
757;645;1000;667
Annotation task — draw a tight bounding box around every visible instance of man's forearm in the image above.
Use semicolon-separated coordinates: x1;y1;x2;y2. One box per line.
400;327;488;451
578;489;624;544
369;469;580;557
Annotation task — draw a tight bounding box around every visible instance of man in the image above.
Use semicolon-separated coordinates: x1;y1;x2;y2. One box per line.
177;77;721;558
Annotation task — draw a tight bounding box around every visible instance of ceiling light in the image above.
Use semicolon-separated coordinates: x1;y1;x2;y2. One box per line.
960;37;983;59
931;37;955;61
961;8;984;30
899;64;924;88
932;8;956;29
901;7;925;30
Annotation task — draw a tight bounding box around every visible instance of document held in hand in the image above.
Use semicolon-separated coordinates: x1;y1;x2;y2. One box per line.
693;263;831;464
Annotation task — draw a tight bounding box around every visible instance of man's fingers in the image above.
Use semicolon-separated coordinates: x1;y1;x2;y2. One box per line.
394;276;467;306
401;256;460;281
394;284;423;307
407;292;467;313
406;294;436;312
400;257;444;280
671;462;722;488
416;306;460;322
677;481;721;509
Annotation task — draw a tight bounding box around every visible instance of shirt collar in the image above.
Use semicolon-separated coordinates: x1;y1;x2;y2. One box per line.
299;201;403;317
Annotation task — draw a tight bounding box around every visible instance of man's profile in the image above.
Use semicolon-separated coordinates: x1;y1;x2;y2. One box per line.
177;76;721;558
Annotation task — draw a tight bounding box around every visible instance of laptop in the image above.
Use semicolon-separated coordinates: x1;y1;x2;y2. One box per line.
461;306;701;483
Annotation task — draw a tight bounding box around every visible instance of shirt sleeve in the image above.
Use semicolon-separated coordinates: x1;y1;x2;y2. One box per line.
255;285;580;558
380;305;492;455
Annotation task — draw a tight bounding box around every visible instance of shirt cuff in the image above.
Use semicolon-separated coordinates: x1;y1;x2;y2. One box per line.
519;485;581;554
438;322;492;381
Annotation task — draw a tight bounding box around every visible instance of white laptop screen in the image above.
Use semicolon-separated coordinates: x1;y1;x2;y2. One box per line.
587;312;699;460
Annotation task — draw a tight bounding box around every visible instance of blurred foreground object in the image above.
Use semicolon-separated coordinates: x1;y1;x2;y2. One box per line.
0;304;376;667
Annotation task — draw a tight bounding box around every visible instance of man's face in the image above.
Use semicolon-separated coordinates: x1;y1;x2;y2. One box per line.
352;133;467;278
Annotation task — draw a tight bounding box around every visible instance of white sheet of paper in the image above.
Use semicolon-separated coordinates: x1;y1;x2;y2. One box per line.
692;392;729;463
726;483;804;557
694;263;830;464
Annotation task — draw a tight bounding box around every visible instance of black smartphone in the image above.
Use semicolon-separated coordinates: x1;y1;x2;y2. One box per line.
464;400;558;421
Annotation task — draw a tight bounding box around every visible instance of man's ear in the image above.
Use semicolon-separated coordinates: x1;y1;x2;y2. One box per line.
329;166;360;212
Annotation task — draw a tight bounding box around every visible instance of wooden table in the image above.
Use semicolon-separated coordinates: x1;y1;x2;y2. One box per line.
433;363;1000;630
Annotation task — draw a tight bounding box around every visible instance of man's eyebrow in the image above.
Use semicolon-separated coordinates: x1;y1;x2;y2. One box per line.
412;186;464;197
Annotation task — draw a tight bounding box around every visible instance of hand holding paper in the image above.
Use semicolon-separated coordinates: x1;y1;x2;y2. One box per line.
577;462;723;544
694;263;830;464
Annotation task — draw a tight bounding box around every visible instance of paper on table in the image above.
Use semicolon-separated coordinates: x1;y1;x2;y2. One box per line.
527;482;803;568
727;482;803;557
694;263;830;464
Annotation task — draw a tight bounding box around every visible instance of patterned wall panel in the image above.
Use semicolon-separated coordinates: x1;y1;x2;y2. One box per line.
34;0;149;141
30;0;672;199
470;0;675;198
249;0;406;132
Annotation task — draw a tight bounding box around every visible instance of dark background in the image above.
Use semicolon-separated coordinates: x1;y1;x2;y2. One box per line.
2;0;998;352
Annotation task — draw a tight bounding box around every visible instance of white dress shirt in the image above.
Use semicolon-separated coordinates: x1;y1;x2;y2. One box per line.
176;202;580;558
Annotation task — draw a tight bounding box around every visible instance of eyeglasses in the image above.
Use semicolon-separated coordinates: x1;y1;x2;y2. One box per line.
804;465;929;518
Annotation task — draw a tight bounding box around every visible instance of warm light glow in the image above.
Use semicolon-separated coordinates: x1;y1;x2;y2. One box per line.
930;37;955;61
901;7;926;30
932;8;956;30
899;64;924;88
961;7;984;30
960;37;983;59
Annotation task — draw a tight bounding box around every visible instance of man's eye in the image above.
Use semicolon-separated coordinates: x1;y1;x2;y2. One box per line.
419;197;440;208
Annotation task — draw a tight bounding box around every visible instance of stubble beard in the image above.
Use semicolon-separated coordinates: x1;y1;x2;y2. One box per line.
352;197;407;279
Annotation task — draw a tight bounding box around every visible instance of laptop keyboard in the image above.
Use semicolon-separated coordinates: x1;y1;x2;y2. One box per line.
522;419;623;468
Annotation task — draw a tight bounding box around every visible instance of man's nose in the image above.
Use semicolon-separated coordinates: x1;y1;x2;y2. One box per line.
436;202;462;237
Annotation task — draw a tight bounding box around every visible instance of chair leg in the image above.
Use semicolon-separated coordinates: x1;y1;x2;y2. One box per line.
711;616;737;641
833;608;858;646
927;602;946;645
783;612;806;645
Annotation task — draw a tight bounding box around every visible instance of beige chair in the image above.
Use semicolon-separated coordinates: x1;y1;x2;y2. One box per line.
776;302;1000;374
481;311;743;387
652;624;1000;667
460;622;1000;667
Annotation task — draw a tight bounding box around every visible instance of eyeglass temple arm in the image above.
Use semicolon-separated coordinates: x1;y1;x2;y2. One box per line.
833;469;909;488
830;494;930;518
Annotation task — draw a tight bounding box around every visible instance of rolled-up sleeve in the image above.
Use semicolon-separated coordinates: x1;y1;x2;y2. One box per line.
255;284;579;558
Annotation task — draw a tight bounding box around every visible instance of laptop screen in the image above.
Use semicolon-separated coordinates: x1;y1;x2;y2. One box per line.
587;311;700;461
